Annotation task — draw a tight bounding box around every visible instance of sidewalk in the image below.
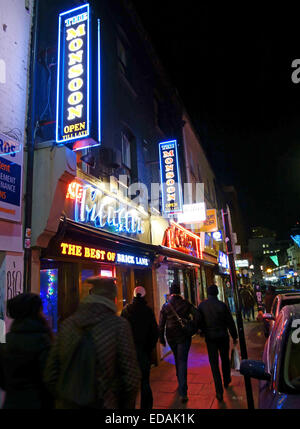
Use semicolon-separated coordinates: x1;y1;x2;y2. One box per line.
148;320;266;410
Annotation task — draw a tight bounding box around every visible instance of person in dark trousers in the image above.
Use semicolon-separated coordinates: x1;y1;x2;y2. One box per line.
121;286;158;409
44;277;141;409
198;285;238;402
0;293;54;409
264;285;276;313
159;283;199;403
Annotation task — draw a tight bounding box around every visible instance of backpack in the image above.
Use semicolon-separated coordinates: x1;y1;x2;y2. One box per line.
57;327;99;408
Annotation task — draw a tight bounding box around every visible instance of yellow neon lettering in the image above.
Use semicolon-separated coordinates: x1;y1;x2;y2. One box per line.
61;243;68;254
166;172;175;179
68;77;83;92
68;244;76;255
84;247;90;258
68;91;83;106
67;105;83;120
69;38;83;52
163;150;174;158
75;245;82;256
166;179;175;186
165;165;174;172
167;186;176;194
167;193;176;201
66;23;86;41
68;50;83;66
68;64;84;79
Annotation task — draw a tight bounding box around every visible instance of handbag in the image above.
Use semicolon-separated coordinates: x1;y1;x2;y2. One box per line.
230;346;241;371
168;302;197;337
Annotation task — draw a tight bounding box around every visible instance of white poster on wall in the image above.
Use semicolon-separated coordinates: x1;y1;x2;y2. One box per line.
0;253;23;342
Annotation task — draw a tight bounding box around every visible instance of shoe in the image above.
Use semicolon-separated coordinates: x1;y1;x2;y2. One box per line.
181;396;189;403
216;393;223;401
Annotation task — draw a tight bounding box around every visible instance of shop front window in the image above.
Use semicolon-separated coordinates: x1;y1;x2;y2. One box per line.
40;269;58;333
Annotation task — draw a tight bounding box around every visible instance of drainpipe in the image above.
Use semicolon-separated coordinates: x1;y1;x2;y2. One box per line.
23;0;39;293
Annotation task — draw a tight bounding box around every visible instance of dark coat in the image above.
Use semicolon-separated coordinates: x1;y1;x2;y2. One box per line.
44;302;141;409
121;297;158;354
197;296;238;342
240;288;256;309
0;318;53;409
159;295;199;345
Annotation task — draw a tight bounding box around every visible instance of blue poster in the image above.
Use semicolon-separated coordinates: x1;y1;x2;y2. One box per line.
0;156;21;207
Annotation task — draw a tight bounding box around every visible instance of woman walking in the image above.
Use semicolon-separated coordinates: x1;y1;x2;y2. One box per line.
0;293;54;409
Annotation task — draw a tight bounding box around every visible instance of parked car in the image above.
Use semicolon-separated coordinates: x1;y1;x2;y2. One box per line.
263;293;300;337
240;304;300;409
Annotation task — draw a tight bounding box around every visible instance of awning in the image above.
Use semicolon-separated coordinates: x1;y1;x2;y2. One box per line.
42;218;216;267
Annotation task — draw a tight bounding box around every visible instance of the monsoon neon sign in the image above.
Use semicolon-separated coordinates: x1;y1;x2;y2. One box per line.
159;140;183;215
56;4;90;144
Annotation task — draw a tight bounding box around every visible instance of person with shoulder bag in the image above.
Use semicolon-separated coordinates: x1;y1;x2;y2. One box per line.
158;283;199;403
198;285;238;402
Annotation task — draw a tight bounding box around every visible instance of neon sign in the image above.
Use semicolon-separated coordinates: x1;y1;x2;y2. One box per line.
60;242;150;266
212;230;223;241
177;203;206;224
162;221;202;259
159;140;183;215
218;251;229;269
73;184;144;235
56;4;90;144
66;181;83;201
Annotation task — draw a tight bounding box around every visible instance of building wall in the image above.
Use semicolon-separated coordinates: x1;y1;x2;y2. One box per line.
0;0;34;341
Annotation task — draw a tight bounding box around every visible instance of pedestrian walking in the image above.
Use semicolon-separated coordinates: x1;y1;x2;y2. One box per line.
158;283;199;403
264;285;276;313
225;282;235;313
245;284;256;320
44;277;141;409
197;285;238;402
239;284;255;321
121;286;158;409
0;293;54;409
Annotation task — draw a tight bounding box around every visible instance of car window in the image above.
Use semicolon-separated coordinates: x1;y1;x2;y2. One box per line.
283;323;300;392
280;298;300;311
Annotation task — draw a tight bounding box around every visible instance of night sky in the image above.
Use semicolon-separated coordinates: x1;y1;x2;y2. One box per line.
131;1;300;240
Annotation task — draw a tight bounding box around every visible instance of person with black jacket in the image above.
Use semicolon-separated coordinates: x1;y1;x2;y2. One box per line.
198;285;238;402
121;286;158;409
158;283;199;403
0;293;54;409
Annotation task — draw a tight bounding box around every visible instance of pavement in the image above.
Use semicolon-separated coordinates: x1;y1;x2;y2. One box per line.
142;318;266;410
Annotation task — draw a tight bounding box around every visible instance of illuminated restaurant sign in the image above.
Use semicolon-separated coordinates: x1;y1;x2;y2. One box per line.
177;203;206;224
162;221;202;259
199;209;218;233
59;242;150;266
56;4;101;148
159;140;183;215
66;180;145;235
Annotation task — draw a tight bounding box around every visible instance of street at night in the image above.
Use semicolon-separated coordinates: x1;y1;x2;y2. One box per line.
1;0;300;420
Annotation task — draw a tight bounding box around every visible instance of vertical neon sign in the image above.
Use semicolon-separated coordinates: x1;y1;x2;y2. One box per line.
56;4;90;144
159;140;183;215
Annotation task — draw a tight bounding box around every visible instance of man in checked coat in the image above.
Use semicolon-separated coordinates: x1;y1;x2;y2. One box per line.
44;277;141;409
